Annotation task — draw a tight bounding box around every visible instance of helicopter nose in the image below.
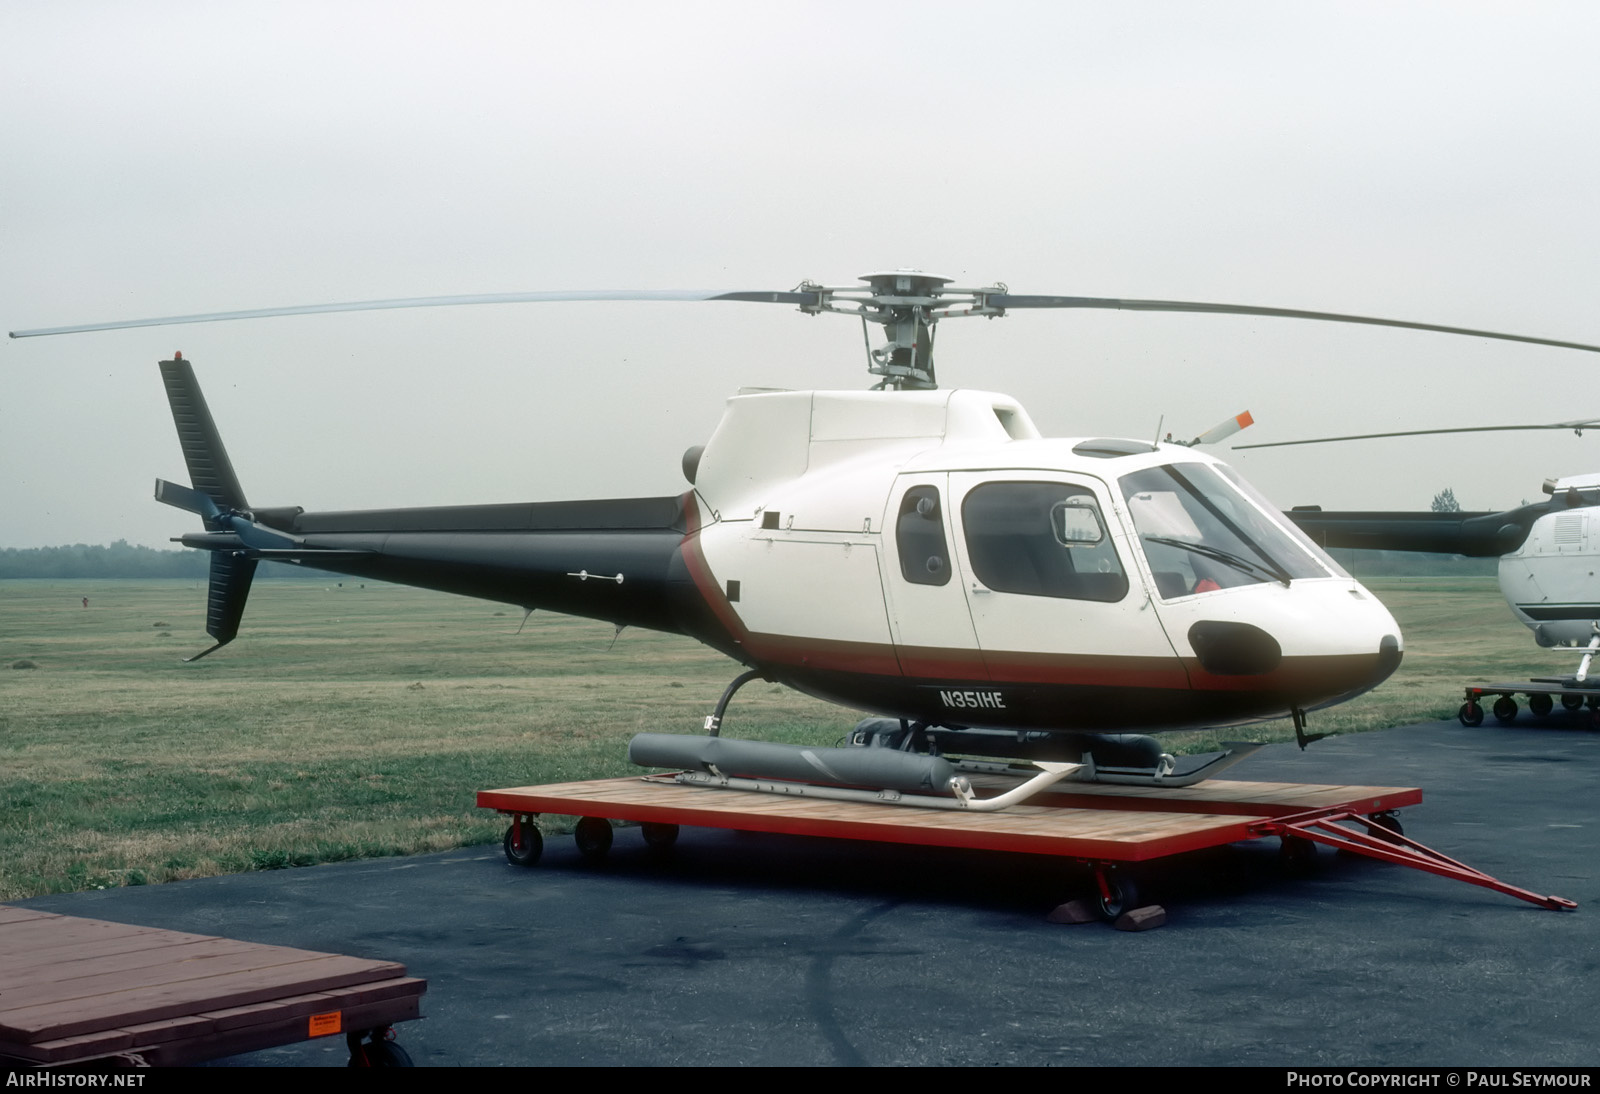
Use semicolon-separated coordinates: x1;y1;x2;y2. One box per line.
1172;581;1402;714
1288;591;1404;708
1298;628;1402;712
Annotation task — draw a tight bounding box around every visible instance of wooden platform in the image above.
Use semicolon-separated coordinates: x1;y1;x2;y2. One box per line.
0;906;425;1067
478;775;1421;862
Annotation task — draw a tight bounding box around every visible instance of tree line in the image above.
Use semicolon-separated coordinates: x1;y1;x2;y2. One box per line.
0;541;301;580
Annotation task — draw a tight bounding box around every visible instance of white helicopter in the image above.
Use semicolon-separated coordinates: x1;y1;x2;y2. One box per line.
1238;424;1600;724
14;272;1600;786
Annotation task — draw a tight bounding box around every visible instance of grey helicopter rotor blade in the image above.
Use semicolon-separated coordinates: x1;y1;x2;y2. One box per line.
8;288;820;339
986;295;1600;355
1234;420;1600;450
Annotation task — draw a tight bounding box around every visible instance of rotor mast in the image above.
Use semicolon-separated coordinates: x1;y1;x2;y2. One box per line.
794;271;1008;390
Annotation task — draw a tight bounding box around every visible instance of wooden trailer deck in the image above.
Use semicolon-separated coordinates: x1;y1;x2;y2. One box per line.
478;774;1422;862
479;772;1574;914
0;906;424;1068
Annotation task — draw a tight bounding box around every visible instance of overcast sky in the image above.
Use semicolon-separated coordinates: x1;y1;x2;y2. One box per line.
5;1;1600;549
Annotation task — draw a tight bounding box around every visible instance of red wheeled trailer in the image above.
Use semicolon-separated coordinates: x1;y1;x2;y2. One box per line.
1458;679;1600;727
478;773;1575;924
0;907;424;1068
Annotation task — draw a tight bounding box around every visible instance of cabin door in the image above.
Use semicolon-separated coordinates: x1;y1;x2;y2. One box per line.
946;471;1182;688
881;474;986;680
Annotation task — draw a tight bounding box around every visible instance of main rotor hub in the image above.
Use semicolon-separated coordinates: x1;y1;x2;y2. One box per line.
859;271;954;297
795;270;1008;390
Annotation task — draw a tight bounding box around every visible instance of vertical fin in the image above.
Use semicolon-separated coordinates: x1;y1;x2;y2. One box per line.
160;357;248;514
160;358;258;661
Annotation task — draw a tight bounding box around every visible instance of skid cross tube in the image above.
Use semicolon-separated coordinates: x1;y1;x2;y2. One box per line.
1256;809;1576;911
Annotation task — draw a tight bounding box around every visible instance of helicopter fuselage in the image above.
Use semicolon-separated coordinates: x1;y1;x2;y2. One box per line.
212;387;1403;734
1498;474;1600;648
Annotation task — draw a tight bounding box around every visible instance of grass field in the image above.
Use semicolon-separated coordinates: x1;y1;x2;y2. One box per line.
0;574;1564;900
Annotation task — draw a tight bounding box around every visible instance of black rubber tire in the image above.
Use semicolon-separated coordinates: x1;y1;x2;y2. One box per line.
1095;872;1141;921
1492;696;1518;725
1458;702;1484;727
1529;692;1554;717
574;816;614;861
1561;693;1584;711
641;822;680;850
1370;813;1404;843
503;822;542;867
349;1039;414;1067
1279;835;1318;873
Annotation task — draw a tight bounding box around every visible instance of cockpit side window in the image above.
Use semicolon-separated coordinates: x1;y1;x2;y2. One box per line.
896;485;952;586
961;482;1129;602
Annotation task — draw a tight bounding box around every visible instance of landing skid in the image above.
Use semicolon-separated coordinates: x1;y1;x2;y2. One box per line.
1065;741;1266;788
851;719;1269;791
949;742;1265;789
670;760;1081;812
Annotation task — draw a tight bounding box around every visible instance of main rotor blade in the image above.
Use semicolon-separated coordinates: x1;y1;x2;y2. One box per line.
8;289;820;339
987;295;1600;355
1235;420;1600;450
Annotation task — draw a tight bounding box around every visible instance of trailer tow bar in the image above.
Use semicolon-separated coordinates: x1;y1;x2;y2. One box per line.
1256;809;1577;911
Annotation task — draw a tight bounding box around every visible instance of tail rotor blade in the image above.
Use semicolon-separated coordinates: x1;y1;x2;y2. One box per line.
1191;410;1254;446
154;478;220;520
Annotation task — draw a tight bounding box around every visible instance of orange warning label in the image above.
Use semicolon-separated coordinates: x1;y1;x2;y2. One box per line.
309;1010;342;1037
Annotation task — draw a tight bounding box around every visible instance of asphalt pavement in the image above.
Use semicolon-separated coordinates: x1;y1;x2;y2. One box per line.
17;716;1600;1067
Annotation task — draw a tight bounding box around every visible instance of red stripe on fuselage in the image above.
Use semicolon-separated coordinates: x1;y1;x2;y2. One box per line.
678;493;749;649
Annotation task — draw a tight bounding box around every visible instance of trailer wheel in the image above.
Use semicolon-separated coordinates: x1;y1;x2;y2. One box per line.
1370;813;1404;843
1492;696;1518;724
1094;871;1141;921
1458;702;1484;727
348;1029;414;1068
1279;835;1318;873
1529;693;1554;717
349;1040;414;1068
574;816;614;862
503;821;542;867
641;822;680;850
1562;693;1584;711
